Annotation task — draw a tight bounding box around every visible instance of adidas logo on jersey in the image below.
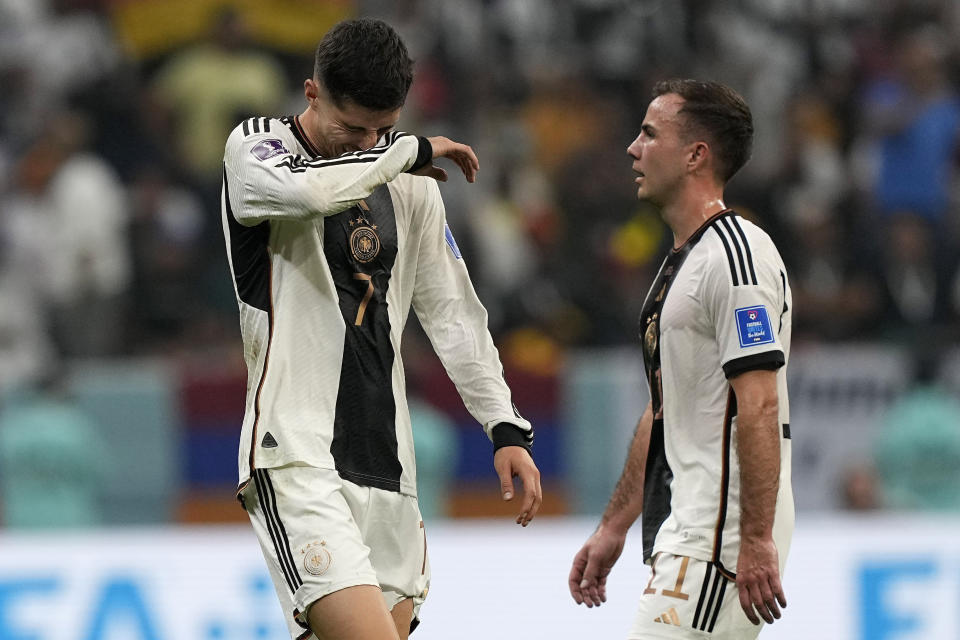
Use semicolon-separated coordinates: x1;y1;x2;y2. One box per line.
653;607;681;626
261;432;278;448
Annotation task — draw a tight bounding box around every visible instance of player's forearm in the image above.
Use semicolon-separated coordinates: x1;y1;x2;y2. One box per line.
226;133;429;224
600;403;653;534
735;398;780;540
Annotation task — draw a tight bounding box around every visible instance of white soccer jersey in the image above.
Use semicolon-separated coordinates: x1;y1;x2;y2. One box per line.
221;115;532;497
638;210;793;578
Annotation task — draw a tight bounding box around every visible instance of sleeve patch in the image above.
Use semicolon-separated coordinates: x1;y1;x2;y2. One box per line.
444;223;462;259
250;139;289;161
735;305;774;347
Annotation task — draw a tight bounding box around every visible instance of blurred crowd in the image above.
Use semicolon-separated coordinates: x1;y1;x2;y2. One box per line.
1;0;960;519
2;0;960;387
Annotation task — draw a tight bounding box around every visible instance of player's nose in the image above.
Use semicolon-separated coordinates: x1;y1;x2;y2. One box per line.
627;136;641;159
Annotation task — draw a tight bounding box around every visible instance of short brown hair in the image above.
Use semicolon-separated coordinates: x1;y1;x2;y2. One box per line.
652;79;753;182
314;19;413;111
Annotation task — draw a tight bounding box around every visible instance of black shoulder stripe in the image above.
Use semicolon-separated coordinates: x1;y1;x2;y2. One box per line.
261;117;270;133
242;119;250;137
730;217;758;285
719;216;750;286
251;117;261;134
711;225;739;286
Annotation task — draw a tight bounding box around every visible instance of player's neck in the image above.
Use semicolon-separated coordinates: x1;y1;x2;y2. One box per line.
297;107;327;156
662;186;727;249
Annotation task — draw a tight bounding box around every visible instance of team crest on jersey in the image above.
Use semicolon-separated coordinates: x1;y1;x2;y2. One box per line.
735;305;774;347
350;225;381;263
301;541;332;576
250;138;288;161
643;313;659;359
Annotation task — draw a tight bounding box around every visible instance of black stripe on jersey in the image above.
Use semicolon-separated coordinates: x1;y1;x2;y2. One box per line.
242;119;250;137
692;562;714;630
325;185;403;492
711;225;739;286
223;169;272;312
730;216;758;285
251;117;261;134
722;350;785;379
712;389;736;567
783;422;791;439
719;216;750;286
254;470;302;594
296;630;311;640
224;168;275;474
261;117;270;133
276;152;390;174
707;574;729;632
699;569;724;631
641;418;674;562
779;270;789;331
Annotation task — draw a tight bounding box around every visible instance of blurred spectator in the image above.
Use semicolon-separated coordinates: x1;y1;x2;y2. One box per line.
864;212;958;339
874;350;960;511
11;111;132;357
838;462;883;511
127;165;206;351
860;24;960;226
0;374;106;528
0;0;120;145
149;7;288;188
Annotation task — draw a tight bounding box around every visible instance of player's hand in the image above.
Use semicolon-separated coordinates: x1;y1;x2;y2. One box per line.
493;446;541;526
736;536;786;625
412;136;479;183
569;525;626;608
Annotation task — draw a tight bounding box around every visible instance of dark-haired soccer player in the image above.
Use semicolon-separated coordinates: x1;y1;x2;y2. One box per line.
221;19;541;640
569;79;793;639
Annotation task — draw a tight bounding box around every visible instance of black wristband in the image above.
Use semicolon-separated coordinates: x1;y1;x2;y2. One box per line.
407;136;433;173
492;422;533;454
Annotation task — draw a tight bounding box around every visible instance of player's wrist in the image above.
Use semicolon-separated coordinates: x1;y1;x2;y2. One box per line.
492;422;532;454
407;136;433;173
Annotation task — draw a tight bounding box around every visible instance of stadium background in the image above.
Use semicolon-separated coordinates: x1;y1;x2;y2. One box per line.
1;0;960;638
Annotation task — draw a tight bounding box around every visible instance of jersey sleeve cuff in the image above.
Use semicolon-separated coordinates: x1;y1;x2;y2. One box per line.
492;422;533;453
723;350;785;379
406;136;433;173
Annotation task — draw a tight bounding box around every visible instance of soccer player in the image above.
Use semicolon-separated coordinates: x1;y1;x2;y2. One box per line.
568;79;793;639
220;19;541;640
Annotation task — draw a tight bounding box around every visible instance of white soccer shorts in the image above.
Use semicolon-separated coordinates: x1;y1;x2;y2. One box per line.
628;553;763;640
242;464;430;640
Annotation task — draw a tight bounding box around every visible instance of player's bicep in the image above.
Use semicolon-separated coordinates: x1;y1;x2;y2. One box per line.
701;248;784;380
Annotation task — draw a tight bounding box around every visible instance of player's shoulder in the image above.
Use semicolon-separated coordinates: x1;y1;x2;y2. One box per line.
225;116;298;158
695;211;784;282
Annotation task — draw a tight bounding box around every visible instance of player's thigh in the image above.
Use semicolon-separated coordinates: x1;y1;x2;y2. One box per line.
390;597;414;640
243;465;381;639
344;481;430;629
307;584;399;640
628;553;761;640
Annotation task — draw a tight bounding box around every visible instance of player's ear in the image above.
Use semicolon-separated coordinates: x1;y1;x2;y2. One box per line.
687;141;710;173
304;78;319;104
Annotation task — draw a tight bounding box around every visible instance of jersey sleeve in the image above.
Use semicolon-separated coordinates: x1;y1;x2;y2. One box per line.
700;230;786;379
223;123;431;226
411;180;534;446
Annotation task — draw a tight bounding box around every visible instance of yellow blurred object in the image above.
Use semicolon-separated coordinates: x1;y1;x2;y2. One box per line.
110;0;354;59
502;327;563;377
609;210;663;268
